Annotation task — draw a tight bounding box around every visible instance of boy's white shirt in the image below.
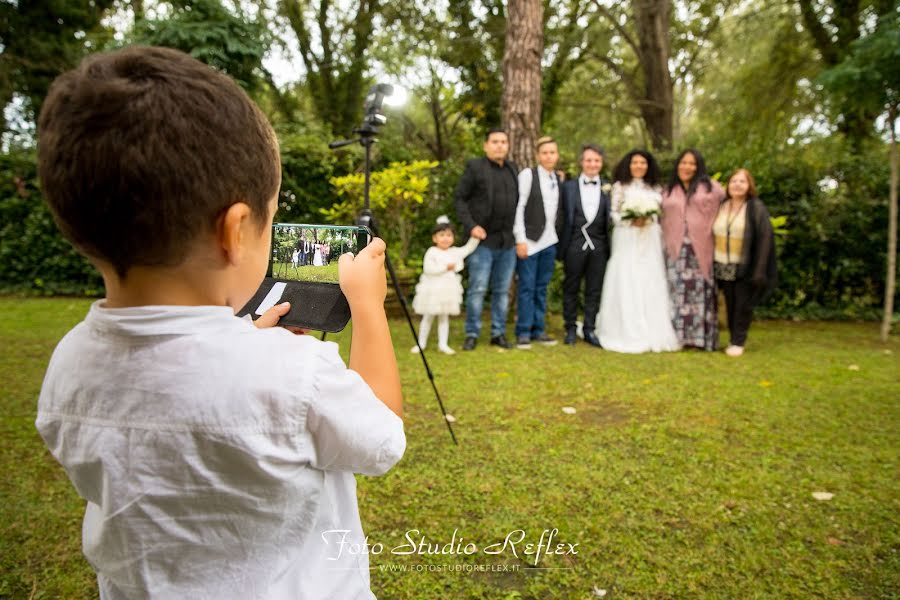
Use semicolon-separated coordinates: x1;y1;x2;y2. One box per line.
36;301;405;600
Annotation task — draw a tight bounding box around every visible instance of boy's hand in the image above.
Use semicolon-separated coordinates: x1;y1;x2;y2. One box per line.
254;302;291;329
339;238;387;308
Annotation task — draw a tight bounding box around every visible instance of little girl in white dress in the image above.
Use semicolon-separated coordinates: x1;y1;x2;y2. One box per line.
411;216;480;354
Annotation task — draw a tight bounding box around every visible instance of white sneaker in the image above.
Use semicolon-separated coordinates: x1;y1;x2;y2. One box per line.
437;345;456;355
725;345;744;357
410;345;423;354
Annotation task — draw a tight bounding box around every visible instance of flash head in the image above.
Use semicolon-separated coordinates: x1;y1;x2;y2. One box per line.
362;83;394;128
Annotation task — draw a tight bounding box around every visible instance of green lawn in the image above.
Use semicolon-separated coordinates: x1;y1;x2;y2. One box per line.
271;261;340;283
2;298;898;599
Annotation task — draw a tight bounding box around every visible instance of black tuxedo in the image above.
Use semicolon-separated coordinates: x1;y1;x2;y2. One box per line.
558;177;611;334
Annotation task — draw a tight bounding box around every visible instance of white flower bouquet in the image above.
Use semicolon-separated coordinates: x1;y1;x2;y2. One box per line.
619;189;661;221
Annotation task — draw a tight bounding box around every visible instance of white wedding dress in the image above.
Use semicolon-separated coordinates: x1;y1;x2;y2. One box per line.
597;180;681;353
313;247;324;267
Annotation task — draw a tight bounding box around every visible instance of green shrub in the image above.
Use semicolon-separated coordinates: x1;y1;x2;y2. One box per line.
0;152;103;295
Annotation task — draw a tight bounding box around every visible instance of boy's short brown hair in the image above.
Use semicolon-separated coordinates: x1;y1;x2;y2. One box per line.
37;46;281;278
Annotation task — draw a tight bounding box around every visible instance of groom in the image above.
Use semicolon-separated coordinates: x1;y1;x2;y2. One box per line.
558;143;611;347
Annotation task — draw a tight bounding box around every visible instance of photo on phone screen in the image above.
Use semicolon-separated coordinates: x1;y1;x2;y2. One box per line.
270;224;370;284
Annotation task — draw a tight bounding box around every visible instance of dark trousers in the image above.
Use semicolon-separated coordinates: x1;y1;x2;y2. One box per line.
719;278;755;346
563;240;608;334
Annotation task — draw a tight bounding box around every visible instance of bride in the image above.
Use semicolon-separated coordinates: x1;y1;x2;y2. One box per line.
313;243;324;267
597;150;680;353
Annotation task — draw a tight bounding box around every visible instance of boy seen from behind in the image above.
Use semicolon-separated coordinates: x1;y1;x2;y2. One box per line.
35;46;404;599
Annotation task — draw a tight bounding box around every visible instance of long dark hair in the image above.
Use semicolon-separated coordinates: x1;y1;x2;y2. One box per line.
613;149;661;186
666;149;712;196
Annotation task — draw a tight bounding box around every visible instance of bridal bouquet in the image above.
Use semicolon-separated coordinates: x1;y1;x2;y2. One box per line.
619;190;661;221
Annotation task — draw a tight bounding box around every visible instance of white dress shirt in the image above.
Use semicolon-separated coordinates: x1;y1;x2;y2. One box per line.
578;173;603;225
513;166;560;256
36;302;406;600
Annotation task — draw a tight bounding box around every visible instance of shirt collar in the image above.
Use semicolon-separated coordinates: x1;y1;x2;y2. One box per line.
581;174;600;185
85;300;245;337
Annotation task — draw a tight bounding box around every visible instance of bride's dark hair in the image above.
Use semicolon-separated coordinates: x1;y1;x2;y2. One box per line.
613;149;661;186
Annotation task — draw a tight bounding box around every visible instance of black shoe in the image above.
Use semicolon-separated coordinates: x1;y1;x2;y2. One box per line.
462;336;477;351
516;335;532;349
584;331;603;348
532;333;558;346
490;335;512;349
564;329;577;345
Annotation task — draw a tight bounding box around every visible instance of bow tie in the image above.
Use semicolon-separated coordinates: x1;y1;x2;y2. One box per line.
583;178;599;185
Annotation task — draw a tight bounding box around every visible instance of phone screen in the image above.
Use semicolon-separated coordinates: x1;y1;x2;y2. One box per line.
269;223;370;284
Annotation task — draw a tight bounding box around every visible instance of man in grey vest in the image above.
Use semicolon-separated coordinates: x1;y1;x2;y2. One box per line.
512;136;562;349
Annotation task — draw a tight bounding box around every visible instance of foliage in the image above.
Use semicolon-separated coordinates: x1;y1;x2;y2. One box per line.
324;160;439;265
0;152;102;295
277;0;386;137
746;140;894;316
275;122;353;223
0;0;115;138
817;11;900;128
796;0;897;140
130;0;269;92
3;298;898;598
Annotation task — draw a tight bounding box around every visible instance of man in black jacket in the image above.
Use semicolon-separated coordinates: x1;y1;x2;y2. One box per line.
455;128;519;350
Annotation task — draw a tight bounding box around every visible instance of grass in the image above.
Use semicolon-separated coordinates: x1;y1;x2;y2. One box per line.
271;261;340;283
1;297;898;599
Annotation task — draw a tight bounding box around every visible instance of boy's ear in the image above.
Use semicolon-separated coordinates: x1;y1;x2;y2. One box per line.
218;202;252;265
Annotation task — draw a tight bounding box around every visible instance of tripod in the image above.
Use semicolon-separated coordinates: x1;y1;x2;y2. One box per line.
330;123;458;445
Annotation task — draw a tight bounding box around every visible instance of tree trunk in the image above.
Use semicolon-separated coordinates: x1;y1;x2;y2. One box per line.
881;107;898;342
501;0;543;169
632;0;674;151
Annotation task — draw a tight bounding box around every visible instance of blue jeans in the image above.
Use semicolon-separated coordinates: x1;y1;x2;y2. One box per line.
515;244;557;338
464;244;517;338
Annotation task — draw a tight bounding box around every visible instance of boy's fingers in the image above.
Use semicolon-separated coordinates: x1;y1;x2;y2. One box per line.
338;252;355;269
254;302;290;329
360;237;386;258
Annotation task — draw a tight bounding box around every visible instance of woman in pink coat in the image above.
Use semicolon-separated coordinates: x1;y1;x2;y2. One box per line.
661;149;725;350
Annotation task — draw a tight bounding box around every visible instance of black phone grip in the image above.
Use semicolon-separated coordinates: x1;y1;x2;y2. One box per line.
238;278;352;332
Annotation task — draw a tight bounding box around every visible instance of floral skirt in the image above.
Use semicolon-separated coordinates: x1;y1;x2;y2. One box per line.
666;238;718;350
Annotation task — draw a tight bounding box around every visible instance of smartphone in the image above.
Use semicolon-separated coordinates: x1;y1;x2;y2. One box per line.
238;224;372;332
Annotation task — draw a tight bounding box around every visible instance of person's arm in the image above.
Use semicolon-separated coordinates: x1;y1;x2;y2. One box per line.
459;235;481;258
751;200;774;288
339;239;402;418
513;169;532;257
454;161;479;237
610;182;625;225
453;236;481;272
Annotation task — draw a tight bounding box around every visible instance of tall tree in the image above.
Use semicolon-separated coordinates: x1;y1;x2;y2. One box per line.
541;0;594;124
502;0;544;167
279;0;381;137
819;14;900;340
590;0;728;151
797;0;896;140
442;0;507;127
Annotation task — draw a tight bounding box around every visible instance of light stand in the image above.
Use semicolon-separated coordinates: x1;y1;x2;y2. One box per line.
330;88;458;445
